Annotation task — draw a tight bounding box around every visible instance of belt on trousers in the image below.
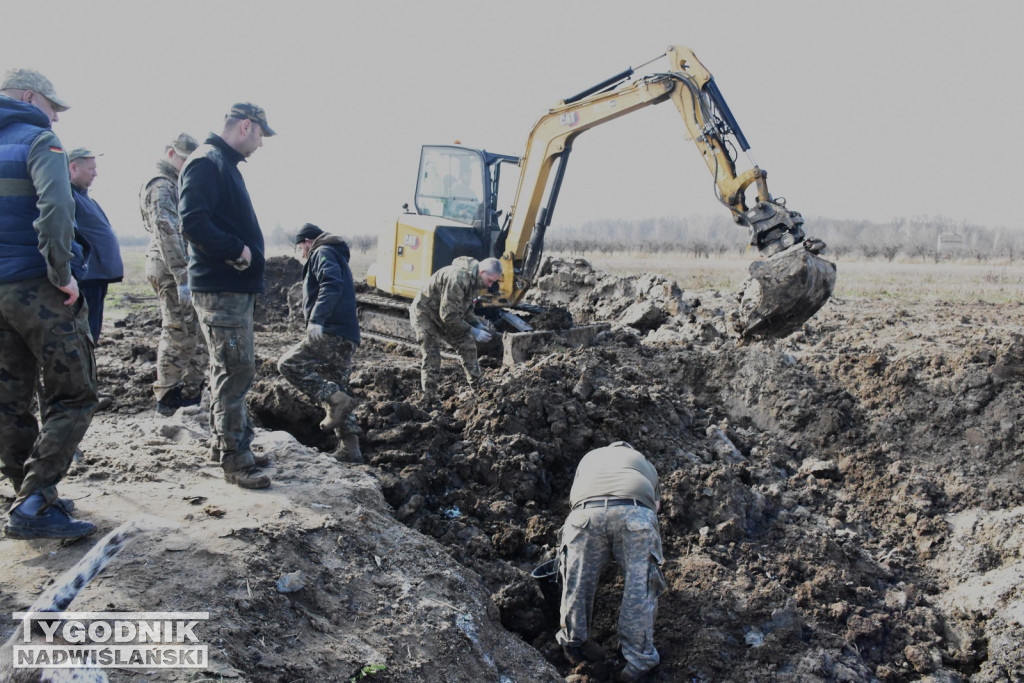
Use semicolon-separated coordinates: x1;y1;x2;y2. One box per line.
572;497;650;511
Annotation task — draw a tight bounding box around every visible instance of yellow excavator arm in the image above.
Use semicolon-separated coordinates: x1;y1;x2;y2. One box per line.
499;45;810;305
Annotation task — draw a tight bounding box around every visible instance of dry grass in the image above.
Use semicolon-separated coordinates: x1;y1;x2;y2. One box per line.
108;248;1024;323
556;251;1024;304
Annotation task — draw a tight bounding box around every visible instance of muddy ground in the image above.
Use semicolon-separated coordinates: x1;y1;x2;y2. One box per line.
2;255;1024;682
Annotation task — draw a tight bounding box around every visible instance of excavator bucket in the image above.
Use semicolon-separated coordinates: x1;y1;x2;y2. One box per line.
738;244;836;339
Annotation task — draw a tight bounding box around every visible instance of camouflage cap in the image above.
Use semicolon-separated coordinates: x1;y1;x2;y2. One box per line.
227;102;275;136
168;132;199;157
0;68;70;111
67;148;100;162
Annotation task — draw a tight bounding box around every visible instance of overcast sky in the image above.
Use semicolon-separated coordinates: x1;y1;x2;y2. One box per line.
3;0;1022;243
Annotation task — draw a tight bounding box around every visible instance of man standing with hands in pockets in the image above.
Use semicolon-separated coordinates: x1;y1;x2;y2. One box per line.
179;103;275;490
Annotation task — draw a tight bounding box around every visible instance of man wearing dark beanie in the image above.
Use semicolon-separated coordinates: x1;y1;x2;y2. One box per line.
278;223;363;462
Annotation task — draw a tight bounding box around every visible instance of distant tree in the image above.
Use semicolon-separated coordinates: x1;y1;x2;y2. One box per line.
1002;243;1016;264
829;244;852;259
350;234;377;254
881;244;901;262
269;224;291;247
908;243;930;262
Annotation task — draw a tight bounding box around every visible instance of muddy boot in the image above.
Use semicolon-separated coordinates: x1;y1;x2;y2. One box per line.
179;382;204;408
319;390;356;431
415;390;438;412
156;386;183;417
213;446;268;467
221;449;271;489
334;434;363;464
223;466;271;490
563;645;585;667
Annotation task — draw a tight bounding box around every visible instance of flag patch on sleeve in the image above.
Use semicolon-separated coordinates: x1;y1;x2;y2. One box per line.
49;146;64;153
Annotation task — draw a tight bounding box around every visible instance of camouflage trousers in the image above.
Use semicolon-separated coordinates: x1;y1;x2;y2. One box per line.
0;277;98;510
556;504;666;674
408;307;480;397
277;334;359;436
192;291;256;473
146;258;208;401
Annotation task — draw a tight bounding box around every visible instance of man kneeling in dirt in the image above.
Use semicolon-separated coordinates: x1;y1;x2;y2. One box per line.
557;441;666;682
277;224;362;462
409;256;501;403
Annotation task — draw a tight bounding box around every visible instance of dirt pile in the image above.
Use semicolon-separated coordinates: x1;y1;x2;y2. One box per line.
249;256;1024;681
3;255;1024;682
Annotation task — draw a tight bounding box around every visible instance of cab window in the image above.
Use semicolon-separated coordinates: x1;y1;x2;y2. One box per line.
415;147;486;224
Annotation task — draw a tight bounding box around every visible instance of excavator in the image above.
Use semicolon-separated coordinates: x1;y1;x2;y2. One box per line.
362;44;836;358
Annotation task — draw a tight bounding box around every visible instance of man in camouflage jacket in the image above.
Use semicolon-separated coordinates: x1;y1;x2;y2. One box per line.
408;255;501;400
139;133;207;415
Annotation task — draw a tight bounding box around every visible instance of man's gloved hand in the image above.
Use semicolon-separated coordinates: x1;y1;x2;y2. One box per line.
307;323;324;342
470;326;493;343
177;283;191;306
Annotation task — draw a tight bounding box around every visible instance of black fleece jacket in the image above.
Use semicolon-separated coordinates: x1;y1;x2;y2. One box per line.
179;134;265;293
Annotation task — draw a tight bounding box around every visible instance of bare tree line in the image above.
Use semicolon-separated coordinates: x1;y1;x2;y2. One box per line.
119;215;1021;264
545;215;1024;263
119;226;379;254
264;225;378;254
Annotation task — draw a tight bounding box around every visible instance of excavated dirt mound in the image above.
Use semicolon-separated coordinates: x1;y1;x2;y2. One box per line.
4;255;1024;682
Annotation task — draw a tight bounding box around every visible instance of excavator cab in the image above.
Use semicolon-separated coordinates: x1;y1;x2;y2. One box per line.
415;146;489;228
366;145;518;300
